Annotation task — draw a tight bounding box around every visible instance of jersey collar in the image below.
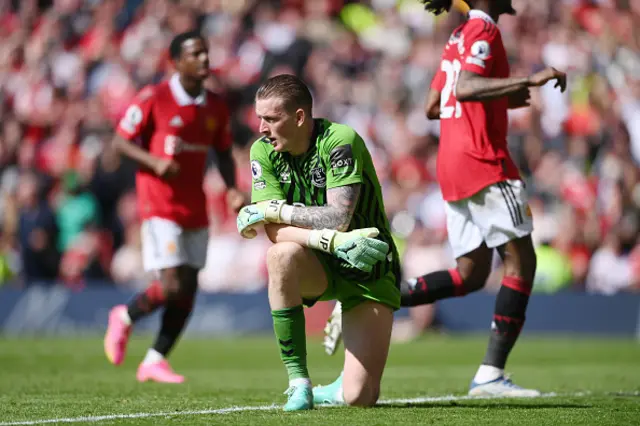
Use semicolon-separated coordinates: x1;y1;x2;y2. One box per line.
468;9;496;25
169;74;207;106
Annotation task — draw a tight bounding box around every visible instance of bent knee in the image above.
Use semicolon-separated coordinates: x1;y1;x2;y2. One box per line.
266;242;306;266
343;381;380;407
456;265;490;293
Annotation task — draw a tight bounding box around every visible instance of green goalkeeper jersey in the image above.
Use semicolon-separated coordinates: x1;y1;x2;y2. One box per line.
250;118;400;284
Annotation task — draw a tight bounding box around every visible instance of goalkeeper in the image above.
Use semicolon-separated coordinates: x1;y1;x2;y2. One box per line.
237;74;401;411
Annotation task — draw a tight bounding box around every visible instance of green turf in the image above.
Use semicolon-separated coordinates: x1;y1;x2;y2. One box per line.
0;334;639;425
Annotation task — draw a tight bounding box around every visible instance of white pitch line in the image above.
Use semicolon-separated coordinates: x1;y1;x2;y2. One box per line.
0;392;589;425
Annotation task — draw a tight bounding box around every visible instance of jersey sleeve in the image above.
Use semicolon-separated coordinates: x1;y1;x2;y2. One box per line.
212;98;233;152
116;86;155;142
460;22;498;76
250;141;285;203
322;125;365;190
431;69;446;92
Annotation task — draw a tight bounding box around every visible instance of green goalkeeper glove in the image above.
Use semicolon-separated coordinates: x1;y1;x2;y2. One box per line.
308;228;389;272
236;200;287;239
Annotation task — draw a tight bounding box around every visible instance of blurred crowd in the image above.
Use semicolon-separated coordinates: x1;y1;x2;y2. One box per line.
0;0;639;295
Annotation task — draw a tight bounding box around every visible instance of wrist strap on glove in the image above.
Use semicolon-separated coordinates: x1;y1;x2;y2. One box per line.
307;229;336;254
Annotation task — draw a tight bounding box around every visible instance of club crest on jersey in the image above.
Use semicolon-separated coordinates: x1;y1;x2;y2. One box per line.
251;161;262;180
206;117;216;131
310;167;326;188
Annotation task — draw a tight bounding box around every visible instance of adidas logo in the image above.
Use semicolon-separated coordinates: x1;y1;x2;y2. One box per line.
169;116;183;127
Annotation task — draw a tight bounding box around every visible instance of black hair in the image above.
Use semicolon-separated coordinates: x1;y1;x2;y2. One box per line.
418;0;454;15
169;31;205;60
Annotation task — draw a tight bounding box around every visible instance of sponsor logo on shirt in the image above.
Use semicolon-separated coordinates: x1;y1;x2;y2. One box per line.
254;180;266;190
329;145;355;176
164;135;208;155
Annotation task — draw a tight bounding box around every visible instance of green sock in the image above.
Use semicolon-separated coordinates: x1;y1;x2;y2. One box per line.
271;305;309;380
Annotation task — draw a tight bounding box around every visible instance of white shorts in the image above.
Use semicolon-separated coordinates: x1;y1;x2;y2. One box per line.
445;180;533;259
141;217;209;272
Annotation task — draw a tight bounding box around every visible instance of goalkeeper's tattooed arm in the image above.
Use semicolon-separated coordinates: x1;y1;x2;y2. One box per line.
289;184;361;231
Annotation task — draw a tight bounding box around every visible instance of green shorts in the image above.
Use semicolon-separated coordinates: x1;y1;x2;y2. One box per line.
303;252;401;313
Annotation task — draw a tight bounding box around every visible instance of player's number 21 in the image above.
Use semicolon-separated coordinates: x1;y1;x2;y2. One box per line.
440;59;462;119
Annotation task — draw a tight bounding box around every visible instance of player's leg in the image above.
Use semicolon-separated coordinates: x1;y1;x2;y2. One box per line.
469;180;539;396
470;235;539;396
399;198;492;307
315;301;394;406
325;200;490;356
104;277;165;365
136;226;209;383
136;264;198;383
266;241;329;411
315;270;399;406
104;218;184;366
342;301;393;406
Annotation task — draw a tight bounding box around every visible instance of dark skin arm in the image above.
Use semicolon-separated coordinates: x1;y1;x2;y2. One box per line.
455;70;530;102
456;67;567;102
215;147;246;212
425;87;441;120
216;147;236;189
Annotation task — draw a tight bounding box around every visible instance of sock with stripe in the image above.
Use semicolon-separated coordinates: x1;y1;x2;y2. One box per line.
127;280;166;322
400;269;469;307
479;276;531;378
272;305;309;382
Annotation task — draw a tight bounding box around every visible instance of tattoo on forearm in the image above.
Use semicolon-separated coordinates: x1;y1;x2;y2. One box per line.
290;184;361;231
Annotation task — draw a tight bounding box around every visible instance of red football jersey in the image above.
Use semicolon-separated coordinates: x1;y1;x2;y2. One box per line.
116;74;232;228
432;10;520;201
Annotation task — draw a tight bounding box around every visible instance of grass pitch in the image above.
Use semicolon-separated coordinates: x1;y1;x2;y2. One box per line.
1;334;639;425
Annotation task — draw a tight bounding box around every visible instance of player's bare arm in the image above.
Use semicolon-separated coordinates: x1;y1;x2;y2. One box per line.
290;184;361;231
456;71;530;102
456;67;567;102
112;134;179;178
425;88;442;120
216;147;246;212
216;148;236;188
